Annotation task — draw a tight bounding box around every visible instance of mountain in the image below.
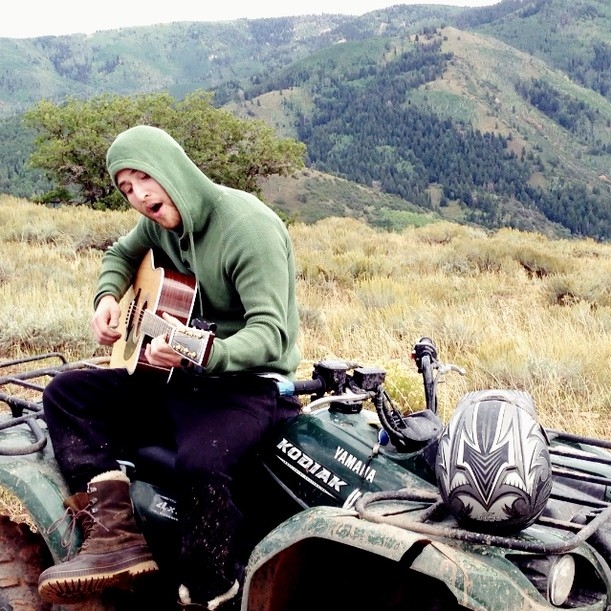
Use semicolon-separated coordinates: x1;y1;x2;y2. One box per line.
0;7;467;116
2;0;611;239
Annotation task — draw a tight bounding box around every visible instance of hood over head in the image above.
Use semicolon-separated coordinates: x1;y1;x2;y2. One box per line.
106;125;221;235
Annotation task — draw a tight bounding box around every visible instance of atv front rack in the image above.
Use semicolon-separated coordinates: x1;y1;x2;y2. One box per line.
0;353;109;456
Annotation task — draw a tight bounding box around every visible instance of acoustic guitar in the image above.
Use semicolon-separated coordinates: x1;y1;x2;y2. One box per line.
110;249;214;380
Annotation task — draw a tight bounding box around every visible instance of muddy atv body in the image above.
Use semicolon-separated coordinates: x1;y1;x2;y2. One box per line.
0;346;610;610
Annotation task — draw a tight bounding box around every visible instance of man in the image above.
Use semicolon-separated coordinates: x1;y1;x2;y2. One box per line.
37;125;302;610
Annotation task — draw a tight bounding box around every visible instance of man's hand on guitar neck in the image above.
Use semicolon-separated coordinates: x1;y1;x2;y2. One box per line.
144;312;186;369
91;295;122;346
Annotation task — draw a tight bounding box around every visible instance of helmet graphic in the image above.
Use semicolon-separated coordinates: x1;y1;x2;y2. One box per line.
435;389;552;534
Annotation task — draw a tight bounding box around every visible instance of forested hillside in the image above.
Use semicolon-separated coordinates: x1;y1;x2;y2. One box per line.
3;0;611;240
471;0;611;98
233;20;611;239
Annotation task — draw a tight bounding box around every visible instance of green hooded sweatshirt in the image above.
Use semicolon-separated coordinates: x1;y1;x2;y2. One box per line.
97;125;301;377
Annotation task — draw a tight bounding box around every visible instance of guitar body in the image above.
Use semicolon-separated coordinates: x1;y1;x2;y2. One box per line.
110;250;198;378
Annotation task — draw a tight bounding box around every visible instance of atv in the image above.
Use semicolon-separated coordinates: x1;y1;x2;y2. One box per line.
0;339;610;610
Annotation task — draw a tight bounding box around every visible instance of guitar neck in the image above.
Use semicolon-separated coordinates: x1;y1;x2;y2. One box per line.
138;308;214;367
141;309;173;339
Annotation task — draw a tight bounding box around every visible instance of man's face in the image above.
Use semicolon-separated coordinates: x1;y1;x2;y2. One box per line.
115;169;182;230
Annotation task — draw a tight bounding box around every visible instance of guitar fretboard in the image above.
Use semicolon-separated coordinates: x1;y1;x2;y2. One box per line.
141;309;173;337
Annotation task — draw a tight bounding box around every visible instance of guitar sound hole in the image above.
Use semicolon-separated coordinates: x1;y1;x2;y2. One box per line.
125;289;143;338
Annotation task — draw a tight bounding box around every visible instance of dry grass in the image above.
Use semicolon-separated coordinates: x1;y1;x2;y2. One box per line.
1;196;611;440
0;489;37;531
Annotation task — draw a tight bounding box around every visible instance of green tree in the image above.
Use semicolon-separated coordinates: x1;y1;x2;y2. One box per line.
23;90;306;209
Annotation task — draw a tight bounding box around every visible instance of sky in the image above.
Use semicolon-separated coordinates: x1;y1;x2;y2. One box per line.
1;0;499;39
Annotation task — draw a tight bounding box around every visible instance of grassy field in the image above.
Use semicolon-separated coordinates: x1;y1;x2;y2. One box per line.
2;195;611;439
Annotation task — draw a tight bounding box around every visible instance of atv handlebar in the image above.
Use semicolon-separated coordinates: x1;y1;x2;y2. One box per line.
275;377;326;397
289;378;327;395
268;359;379;399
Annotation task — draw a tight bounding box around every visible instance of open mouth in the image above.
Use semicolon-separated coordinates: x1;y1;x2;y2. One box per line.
149;202;163;214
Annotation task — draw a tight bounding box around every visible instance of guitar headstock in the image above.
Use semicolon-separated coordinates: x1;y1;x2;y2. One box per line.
168;326;215;367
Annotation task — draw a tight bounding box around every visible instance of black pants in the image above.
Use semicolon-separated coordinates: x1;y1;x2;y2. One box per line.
43;366;300;601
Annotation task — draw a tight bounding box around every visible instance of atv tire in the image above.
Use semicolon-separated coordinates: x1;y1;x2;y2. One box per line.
0;515;112;611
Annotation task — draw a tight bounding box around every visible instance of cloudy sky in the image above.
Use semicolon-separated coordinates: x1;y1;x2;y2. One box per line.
2;0;498;39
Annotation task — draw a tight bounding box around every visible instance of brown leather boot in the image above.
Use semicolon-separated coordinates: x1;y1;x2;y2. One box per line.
38;470;159;604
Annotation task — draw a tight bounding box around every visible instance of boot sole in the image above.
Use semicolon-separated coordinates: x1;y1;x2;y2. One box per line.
38;559;159;604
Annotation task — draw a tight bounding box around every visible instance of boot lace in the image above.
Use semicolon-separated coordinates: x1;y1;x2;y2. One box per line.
44;499;107;557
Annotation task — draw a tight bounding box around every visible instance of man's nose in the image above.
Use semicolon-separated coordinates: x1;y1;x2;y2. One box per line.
133;184;149;202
